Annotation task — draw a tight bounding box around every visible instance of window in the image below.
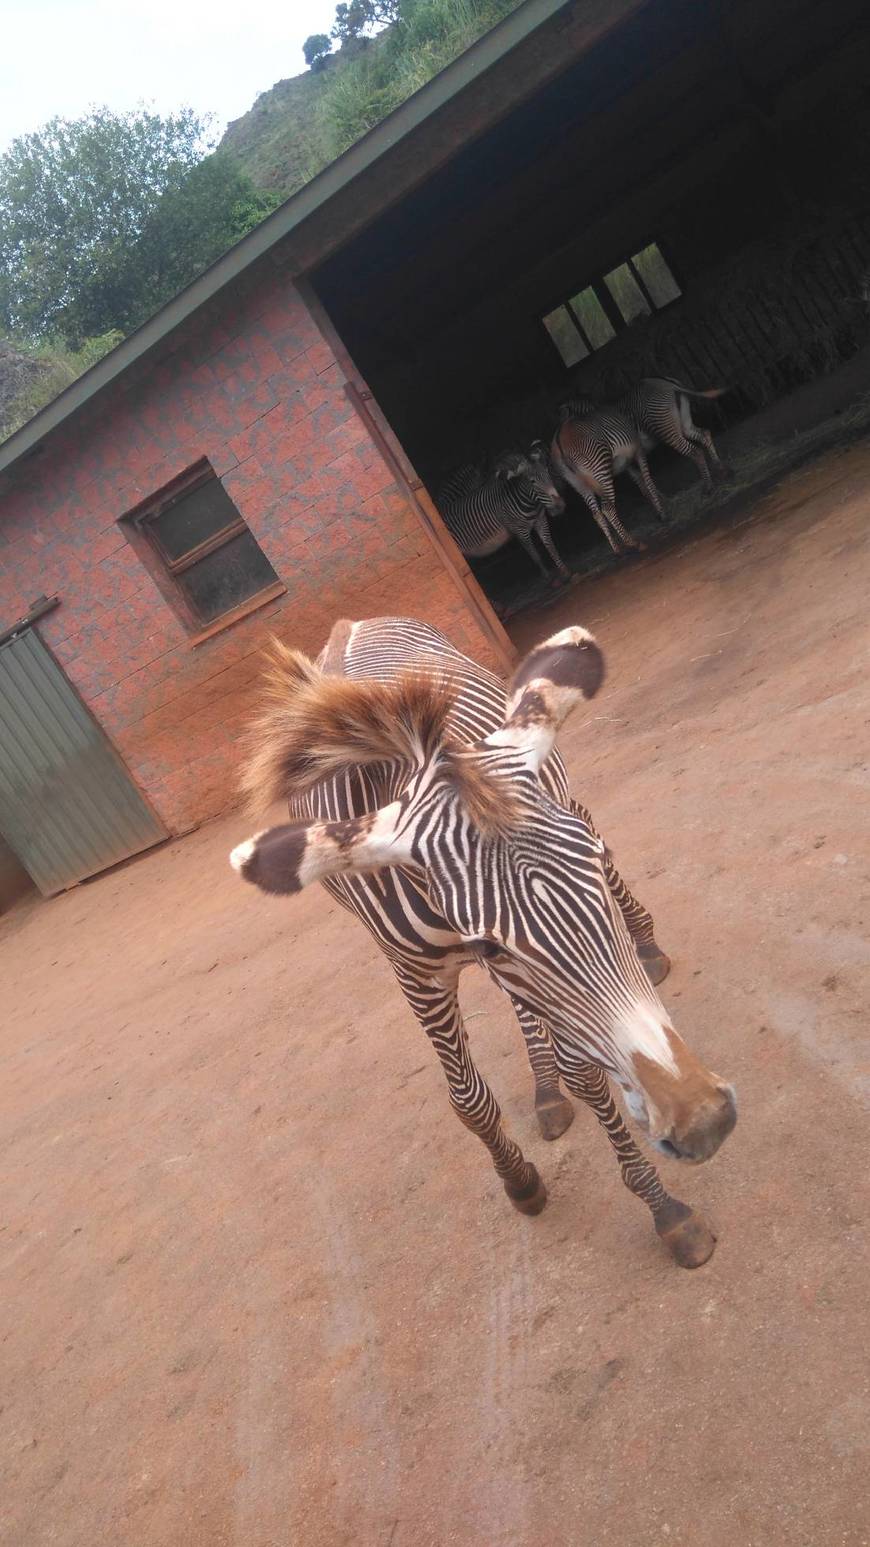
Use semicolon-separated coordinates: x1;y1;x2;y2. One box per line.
126;463;282;638
542;242;681;367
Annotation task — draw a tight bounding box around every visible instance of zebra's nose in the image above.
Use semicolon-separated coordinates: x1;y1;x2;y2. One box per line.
674;1085;738;1162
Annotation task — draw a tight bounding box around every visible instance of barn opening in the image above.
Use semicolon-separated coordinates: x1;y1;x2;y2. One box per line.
310;0;870;612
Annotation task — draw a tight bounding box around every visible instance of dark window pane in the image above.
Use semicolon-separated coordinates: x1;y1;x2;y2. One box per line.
150;477;241;560
179;531;279;623
632;243;682;307
603;263;652;324
568;287;616;349
542;306;588;366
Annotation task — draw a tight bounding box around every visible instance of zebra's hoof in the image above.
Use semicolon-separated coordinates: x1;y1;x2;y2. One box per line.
505;1165;548;1215
535;1094;575;1141
656;1208;716;1269
637;941;671;986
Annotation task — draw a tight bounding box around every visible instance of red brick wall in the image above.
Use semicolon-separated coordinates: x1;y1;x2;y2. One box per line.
0;263;504;833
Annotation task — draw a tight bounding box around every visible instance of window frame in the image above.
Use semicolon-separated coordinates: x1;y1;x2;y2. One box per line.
542;242;683;368
122;460;285;644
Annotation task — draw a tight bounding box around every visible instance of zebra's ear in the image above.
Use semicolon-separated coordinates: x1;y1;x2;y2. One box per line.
230;802;415;896
486;626;605;773
493;450;525;480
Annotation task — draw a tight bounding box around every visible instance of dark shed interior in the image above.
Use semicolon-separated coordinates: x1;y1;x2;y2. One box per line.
311;0;870;599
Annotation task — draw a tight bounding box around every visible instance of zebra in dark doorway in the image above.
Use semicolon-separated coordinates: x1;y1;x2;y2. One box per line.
551;402;665;554
231;616;736;1267
437;448;569;583
617;377;726;484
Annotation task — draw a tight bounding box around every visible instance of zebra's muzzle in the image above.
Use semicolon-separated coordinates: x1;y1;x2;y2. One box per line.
651;1083;738;1164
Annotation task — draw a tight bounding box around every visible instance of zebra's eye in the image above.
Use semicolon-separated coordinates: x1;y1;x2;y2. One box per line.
469;938;501;960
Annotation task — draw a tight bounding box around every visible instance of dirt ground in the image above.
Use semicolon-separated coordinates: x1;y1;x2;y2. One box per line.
2;440;869;1547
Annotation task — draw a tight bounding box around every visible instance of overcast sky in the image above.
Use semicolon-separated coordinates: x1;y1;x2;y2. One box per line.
1;0;339;153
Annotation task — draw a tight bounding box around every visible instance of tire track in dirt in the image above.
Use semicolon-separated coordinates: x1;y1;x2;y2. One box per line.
436;1221;535;1546
309;1168;402;1545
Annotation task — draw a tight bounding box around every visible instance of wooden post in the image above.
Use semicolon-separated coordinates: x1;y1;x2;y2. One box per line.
296;278;516;673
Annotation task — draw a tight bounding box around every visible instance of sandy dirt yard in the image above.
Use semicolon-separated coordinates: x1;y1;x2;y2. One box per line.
2;440;869;1547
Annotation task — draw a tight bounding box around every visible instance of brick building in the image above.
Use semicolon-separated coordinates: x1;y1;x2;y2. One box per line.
0;267;507;848
1;0;867;893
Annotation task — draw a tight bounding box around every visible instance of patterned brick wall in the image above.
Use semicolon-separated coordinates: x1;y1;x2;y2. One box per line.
0;262;504;833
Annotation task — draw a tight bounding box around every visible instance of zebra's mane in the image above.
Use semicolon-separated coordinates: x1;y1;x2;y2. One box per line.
240;639;523;833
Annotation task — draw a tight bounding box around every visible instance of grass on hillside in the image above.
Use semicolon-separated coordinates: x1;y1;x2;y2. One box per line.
0;333;122;443
222;0;525;199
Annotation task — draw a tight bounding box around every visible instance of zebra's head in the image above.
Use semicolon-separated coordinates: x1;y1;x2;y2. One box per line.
494;447;565;515
232;628;736;1165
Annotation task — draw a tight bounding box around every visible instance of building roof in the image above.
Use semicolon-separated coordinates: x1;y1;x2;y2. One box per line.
0;0;648;479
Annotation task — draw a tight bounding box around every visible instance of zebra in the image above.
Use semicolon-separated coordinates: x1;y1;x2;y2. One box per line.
231;616;736;1268
437;448;569;584
551;401;666;554
617;377;726;485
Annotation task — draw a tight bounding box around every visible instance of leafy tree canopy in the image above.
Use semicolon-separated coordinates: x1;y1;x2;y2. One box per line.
331;0;399;46
0;106;277;347
303;33;333;69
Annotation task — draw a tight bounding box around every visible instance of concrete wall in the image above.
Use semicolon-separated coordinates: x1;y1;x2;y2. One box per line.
0;262;504;834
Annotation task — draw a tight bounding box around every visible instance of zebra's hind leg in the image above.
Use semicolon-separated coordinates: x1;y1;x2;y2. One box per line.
570;799;670;984
678;398;724;475
557;1059;716;1268
510;998;575;1140
694;426;723;474
393;965;547;1215
626;452;666;521
559;466;628;554
600;497;646;552
656;414;714;485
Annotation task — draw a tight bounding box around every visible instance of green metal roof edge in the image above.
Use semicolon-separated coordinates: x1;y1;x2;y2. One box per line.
0;0;573;479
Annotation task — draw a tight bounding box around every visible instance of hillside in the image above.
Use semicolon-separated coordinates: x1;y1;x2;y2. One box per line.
219;0;523;202
219;64;334;200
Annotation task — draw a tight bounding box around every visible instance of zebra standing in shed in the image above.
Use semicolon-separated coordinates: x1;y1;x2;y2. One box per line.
617;377;726;484
438;448;570;583
551;401;666;554
231;616;736;1268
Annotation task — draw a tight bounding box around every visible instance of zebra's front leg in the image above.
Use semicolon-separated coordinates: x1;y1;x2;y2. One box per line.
557;1058;716;1268
532;514;570;583
570;799;670;984
393;964;547;1215
514;527;554;582
509;998;575;1140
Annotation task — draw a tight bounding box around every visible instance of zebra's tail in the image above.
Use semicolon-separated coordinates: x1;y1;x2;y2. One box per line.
664;378;728;400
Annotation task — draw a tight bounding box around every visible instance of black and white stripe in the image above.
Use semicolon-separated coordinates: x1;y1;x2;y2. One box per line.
438;450;569;581
617;376;725;484
551;401;665;553
247;616;734;1263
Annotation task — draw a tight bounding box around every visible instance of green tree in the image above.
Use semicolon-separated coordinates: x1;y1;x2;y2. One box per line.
0;107;277;346
331;0;399;47
0;107;208;342
70;154;280;338
303;33;332;69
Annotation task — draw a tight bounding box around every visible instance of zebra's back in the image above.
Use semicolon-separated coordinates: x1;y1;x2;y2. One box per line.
297;617;570;960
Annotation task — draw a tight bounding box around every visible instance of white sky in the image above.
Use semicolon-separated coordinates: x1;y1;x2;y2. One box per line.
1;0;339;153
